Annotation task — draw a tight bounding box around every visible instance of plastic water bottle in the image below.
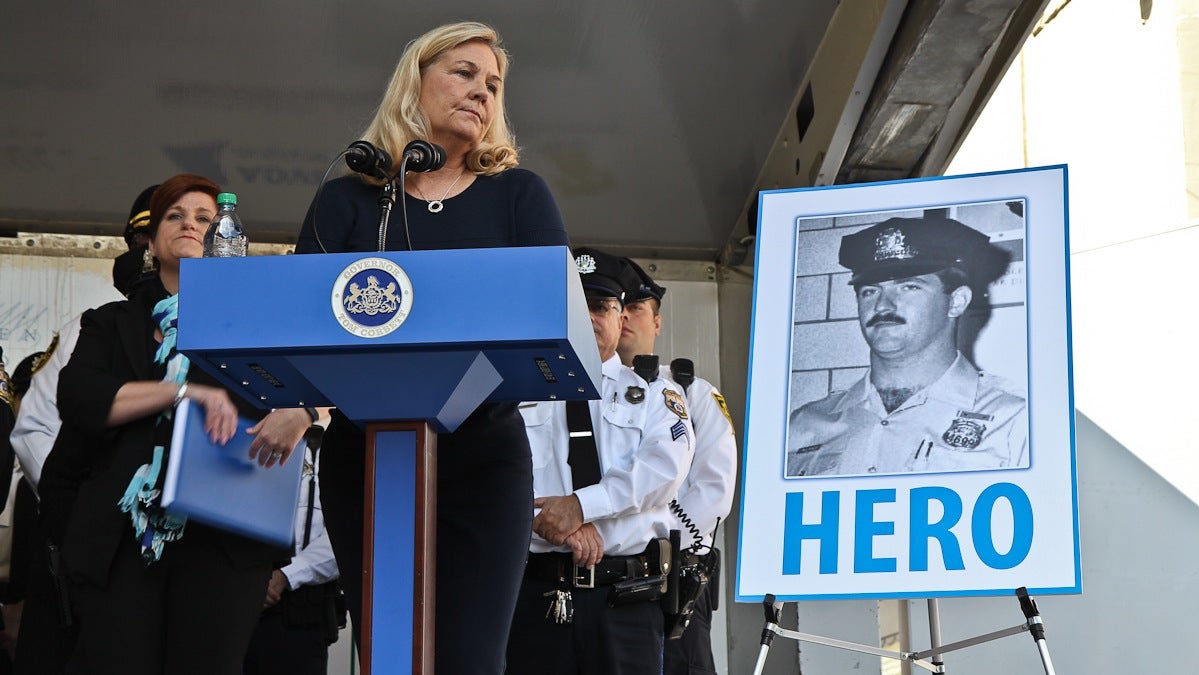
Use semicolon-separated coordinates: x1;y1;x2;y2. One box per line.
203;192;248;257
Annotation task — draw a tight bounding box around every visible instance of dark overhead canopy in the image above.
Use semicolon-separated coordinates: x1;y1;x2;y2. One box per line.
0;1;1046;262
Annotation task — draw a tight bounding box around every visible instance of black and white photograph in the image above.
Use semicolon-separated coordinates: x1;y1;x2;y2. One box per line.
784;200;1030;478
739;166;1077;602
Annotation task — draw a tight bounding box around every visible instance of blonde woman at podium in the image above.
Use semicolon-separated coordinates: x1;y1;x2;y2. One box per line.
295;21;569;675
40;173;314;675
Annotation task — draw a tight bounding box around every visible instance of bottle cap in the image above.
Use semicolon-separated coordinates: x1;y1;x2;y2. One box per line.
217;192;238;205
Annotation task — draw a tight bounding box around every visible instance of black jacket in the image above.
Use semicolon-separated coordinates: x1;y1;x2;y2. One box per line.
43;279;282;587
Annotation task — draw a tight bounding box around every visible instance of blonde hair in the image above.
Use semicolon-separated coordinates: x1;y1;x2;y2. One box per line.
360;21;519;179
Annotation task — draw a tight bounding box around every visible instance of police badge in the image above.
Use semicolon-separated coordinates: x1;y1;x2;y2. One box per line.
663;389;688;419
873;226;919;262
575;254;597;274
942;417;985;449
625;386;645;404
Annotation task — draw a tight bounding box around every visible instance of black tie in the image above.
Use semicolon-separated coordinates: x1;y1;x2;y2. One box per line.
565;400;602;490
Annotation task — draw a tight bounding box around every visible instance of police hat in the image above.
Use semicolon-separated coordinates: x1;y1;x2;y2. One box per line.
619;257;666;304
123;184;159;247
11;350;45;399
572;247;625;302
838;216;1009;287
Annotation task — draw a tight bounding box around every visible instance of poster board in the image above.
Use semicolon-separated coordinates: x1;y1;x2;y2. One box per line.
736;165;1079;601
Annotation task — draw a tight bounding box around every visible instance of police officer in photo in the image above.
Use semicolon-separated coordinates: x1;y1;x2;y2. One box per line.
506;248;694;675
787;215;1027;477
616;257;737;675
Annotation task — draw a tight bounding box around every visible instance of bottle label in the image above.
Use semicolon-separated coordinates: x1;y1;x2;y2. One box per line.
212;238;248;257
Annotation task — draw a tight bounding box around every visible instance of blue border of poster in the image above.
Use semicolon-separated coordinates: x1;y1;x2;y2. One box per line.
736;165;1080;601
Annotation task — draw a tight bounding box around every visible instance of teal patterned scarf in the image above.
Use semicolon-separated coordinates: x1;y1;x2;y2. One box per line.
118;293;190;563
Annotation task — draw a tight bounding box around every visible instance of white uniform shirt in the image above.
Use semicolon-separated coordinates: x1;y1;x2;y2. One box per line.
786;354;1028;477
10;315;84;492
282;445;339;589
661;366;737;550
520;354;694;556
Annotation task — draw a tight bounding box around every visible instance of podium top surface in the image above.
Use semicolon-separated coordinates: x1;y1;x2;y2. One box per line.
177;246;601;422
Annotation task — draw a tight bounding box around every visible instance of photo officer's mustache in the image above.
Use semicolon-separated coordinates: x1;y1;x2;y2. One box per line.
867;312;906;327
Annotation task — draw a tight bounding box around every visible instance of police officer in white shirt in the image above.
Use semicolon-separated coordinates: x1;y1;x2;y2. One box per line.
506;248;694;675
616;257;737;674
787;215;1027;477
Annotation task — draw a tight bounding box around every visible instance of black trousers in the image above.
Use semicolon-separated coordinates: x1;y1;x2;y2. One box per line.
70;528;271;675
505;578;664;675
242;609;328;675
11;532;76;675
662;583;717;675
319;411;533;675
9;482;76;675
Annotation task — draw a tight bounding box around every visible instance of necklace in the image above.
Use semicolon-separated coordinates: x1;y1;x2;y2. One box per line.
417;171;465;213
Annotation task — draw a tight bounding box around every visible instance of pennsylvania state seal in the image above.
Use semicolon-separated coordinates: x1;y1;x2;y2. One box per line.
331;257;414;338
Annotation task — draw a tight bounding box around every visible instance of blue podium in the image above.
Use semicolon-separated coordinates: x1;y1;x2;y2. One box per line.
177;246;600;674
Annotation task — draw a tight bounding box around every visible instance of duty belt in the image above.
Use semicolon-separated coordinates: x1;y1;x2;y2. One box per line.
525;551;650;588
680;550;715;567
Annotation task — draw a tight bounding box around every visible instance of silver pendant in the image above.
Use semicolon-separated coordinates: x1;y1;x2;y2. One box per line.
427;200;444;213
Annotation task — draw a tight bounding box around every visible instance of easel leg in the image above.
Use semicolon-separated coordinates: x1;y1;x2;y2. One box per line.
927;599;946;673
1017;587;1057;675
751;595;782;675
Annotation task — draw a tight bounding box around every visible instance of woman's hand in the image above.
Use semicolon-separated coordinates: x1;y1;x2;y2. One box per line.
246;408;310;468
185;383;240;445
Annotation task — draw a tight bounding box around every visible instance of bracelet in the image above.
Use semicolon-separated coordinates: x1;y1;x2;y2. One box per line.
173;382;188;408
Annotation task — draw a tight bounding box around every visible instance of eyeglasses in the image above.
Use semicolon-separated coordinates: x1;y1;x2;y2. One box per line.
587;299;620;315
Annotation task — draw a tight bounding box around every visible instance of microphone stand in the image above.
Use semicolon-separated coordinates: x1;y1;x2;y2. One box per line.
375;178;397;252
376;159;414;252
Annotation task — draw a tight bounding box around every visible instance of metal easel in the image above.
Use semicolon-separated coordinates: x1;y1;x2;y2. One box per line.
752;587;1057;674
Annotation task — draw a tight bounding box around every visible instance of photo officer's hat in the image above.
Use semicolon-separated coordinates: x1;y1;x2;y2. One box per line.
572;247;626;303
838;216;1009;287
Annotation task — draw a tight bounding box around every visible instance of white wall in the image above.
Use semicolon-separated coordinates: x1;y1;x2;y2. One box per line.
0;254;123;369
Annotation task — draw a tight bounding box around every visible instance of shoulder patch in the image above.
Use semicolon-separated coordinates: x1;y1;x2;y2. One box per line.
33;332;60;376
0;369;11;410
663;389;688;419
712;392;734;429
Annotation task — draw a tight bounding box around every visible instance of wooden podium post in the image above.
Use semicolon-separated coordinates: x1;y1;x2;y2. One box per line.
362;422;437;674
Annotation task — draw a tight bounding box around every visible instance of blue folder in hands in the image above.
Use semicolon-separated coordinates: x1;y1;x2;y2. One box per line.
162;399;305;548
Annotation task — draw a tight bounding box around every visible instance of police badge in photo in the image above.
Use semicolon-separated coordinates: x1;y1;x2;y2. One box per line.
331;257;415;338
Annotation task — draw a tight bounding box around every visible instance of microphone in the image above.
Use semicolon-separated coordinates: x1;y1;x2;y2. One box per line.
401;140;446;173
344;140;392;179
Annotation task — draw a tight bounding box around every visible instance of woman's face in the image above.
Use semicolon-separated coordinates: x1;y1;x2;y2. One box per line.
148;191;215;271
418;40;502;150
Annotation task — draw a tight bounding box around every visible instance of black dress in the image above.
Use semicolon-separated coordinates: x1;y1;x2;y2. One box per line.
295;170;570;674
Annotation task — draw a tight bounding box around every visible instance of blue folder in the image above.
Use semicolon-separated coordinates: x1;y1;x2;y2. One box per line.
162;399;305;547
